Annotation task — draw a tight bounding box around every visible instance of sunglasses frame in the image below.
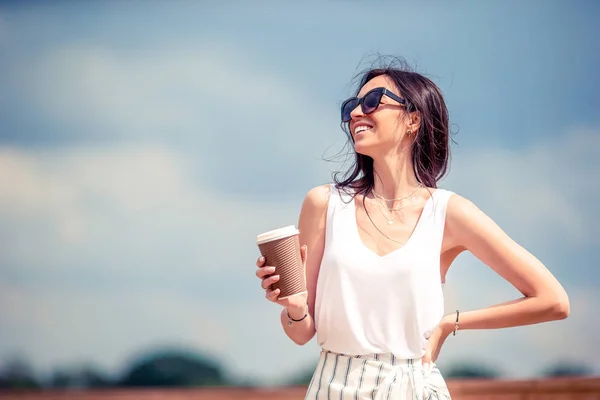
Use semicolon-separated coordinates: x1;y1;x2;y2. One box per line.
341;87;406;123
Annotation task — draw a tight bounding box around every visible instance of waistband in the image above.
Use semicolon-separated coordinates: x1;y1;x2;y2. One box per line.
316;349;447;400
321;349;427;367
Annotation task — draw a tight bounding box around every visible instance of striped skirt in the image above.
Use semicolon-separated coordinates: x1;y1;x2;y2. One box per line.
305;350;452;400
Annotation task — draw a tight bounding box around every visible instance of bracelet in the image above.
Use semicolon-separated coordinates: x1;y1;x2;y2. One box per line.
286;303;309;327
453;309;459;336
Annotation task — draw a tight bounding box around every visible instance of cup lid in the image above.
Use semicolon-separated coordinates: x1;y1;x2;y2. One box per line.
256;225;299;245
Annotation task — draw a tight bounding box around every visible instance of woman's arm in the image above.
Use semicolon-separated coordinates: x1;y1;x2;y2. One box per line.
439;194;570;334
279;184;330;345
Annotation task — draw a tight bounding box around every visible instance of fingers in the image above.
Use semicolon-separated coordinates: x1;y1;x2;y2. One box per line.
422;351;431;368
300;245;308;263
265;288;280;301
422;359;433;378
261;274;280;289
255;255;281;302
255;265;276;279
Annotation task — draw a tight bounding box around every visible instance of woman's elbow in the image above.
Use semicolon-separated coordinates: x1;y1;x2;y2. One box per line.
549;292;570;320
292;337;311;346
291;331;316;346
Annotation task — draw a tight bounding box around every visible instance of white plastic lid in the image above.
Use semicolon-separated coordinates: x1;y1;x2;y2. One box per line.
256;225;299;245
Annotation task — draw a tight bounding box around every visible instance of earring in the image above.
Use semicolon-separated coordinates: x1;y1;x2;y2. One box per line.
407;129;412;136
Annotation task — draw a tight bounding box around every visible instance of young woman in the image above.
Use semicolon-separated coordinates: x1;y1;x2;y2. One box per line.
254;62;570;399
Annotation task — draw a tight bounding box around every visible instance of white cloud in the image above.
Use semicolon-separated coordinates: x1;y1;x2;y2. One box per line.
12;42;341;199
443;128;600;249
24;45;285;133
20;43;337;146
0;280;231;378
0;145;301;279
0;143;309;384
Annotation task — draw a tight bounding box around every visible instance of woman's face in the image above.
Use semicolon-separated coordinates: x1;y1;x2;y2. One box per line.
349;75;409;157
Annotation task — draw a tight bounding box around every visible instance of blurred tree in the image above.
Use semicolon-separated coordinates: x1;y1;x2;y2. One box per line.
49;370;71;388
49;366;111;388
542;362;594;377
118;349;226;387
0;357;40;389
442;361;500;379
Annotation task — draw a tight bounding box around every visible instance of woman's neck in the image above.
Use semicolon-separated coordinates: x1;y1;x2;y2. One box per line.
371;151;420;200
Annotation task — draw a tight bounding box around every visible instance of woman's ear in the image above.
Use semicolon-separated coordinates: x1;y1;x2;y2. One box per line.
409;110;422;133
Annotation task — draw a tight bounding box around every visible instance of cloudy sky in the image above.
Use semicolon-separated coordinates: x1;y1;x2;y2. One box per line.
0;0;599;385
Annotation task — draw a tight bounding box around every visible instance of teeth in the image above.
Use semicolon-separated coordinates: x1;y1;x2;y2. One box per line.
355;125;371;134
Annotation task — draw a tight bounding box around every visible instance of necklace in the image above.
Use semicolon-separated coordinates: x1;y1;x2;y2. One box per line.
374;198;403;225
362;195;405;244
372;183;423;204
371;183;423;225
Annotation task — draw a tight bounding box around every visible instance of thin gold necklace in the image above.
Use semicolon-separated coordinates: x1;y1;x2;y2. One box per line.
372;183;423;205
371;183;422;225
373;198;403;225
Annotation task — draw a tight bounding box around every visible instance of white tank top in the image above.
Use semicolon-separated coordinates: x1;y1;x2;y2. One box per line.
313;184;454;358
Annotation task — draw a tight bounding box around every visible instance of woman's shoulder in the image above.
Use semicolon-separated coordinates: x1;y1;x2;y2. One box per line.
297;184;333;226
303;183;333;209
441;189;490;232
442;189;476;214
430;186;455;198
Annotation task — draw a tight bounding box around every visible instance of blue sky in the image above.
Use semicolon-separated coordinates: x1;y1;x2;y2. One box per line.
0;0;599;385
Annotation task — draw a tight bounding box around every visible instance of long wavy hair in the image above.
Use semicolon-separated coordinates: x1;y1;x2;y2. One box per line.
333;60;451;198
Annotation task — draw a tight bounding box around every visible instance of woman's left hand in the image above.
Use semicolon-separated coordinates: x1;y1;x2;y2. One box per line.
423;314;454;371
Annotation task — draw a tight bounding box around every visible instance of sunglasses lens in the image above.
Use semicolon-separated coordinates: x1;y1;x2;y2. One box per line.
341;98;359;122
363;90;382;114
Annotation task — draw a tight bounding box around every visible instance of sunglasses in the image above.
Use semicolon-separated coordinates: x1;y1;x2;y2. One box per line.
341;87;406;123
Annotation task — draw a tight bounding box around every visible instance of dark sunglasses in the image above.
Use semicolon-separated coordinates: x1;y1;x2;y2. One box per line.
341;87;406;123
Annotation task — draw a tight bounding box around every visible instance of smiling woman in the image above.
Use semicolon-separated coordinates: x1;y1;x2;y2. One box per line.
253;57;570;399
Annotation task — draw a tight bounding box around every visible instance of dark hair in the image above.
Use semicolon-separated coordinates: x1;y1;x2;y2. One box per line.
333;59;451;197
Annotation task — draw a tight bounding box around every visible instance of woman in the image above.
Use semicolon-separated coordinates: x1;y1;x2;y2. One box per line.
254;62;570;399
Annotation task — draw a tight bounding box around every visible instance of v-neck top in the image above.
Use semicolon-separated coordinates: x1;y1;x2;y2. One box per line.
313;184;455;358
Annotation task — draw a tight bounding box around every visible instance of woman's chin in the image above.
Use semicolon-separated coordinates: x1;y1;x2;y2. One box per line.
353;141;374;157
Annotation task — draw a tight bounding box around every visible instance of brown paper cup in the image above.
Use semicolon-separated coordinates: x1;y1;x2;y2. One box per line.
256;225;306;299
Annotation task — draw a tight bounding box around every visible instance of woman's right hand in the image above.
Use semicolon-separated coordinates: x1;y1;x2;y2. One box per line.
255;245;308;311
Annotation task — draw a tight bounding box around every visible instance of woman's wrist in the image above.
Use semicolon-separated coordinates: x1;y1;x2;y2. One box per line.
286;303;308;320
440;313;457;337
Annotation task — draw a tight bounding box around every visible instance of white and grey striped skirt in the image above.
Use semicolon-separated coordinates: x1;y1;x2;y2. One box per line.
305;350;452;400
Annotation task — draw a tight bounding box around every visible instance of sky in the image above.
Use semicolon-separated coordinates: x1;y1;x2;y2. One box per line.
0;0;599;386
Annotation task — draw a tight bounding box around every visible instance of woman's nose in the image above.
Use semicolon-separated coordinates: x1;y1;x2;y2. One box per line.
349;103;364;120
